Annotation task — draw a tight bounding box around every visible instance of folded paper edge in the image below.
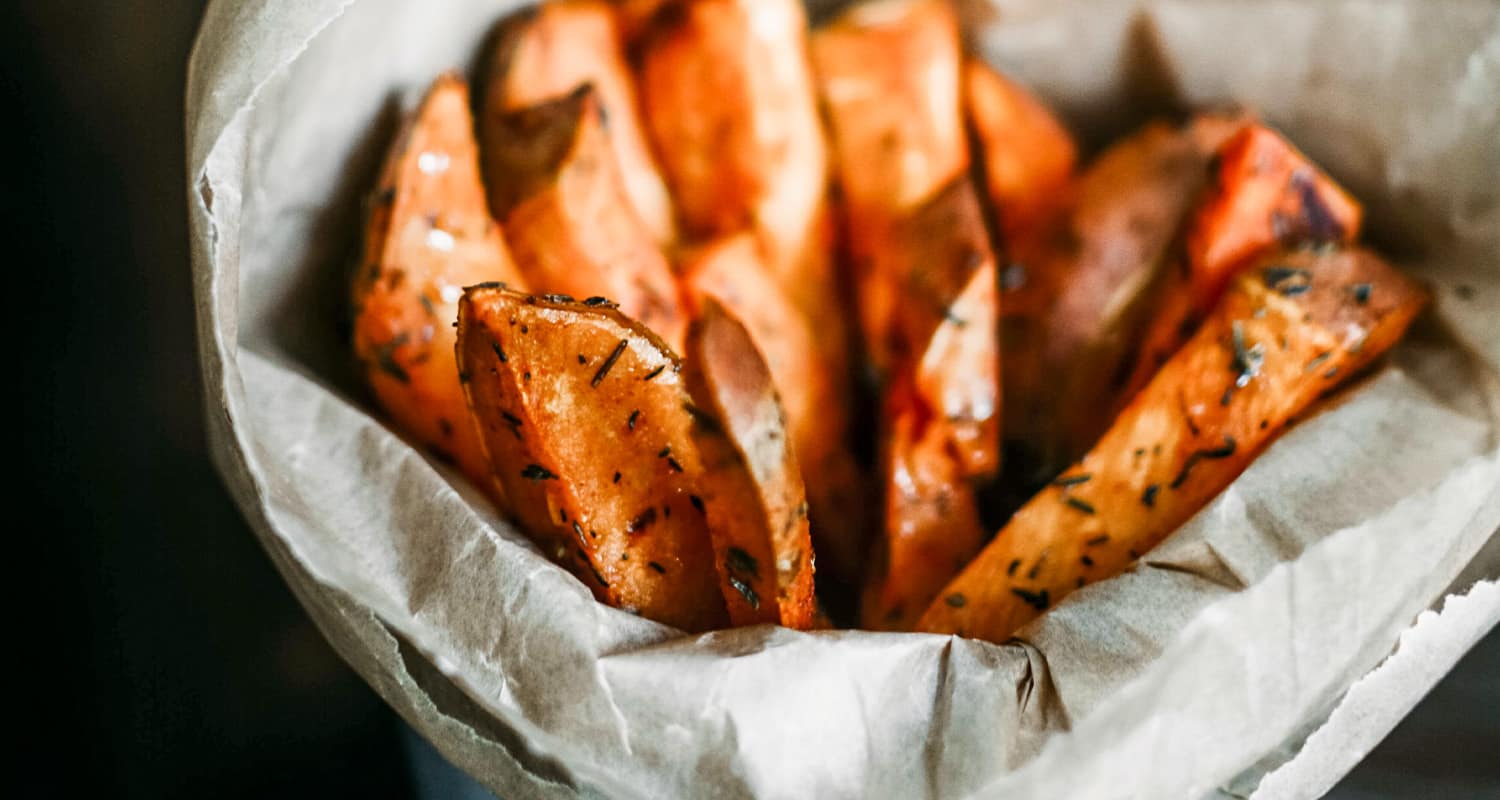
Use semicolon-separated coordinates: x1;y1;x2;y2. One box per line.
1247;578;1500;800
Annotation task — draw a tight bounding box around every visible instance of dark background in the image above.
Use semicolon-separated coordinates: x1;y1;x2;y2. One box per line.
8;2;1495;798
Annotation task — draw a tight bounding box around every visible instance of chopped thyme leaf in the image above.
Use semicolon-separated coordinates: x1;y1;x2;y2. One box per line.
1304;351;1333;373
1170;436;1237;489
1142;484;1160;507
729;576;760;609
648;561;666;574
627;409;641;431
726;547;759;577
628;508;658;534
491;340;508;363
1063;496;1096;515
1052;473;1092;487
372;334;411;383
1010;588;1050;611
945;593;967;608
1262;265;1311;293
642;364;666;382
592;340;628;387
520;464;556;481
1007;559;1020;576
1351;283;1372;304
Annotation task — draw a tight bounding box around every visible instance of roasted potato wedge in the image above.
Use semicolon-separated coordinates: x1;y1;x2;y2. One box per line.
683;300;817;629
1002;113;1247;484
812;0;968;221
681;235;868;582
919;245;1427;641
481;0;676;244
861;385;987;630
859;179;1001;627
636;0;835;295
480;86;687;351
352;74;527;490
812;0;969;364
964;58;1077;239
884;178;1002;479
1124;124;1363;397
457;286;726;632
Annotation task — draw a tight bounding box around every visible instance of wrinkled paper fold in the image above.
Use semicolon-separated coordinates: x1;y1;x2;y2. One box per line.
187;1;1500;797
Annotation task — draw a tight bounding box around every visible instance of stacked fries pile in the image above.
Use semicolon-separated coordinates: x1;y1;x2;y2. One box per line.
349;0;1425;641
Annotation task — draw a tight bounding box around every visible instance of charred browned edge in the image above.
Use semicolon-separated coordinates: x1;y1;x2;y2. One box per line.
482;84;601;219
474;5;541;112
460;282;684;364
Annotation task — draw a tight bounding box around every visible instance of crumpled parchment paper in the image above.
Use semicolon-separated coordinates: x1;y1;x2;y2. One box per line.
186;1;1500;797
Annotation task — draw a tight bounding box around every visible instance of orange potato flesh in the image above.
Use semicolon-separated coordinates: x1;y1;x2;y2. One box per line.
636;0;846;372
964;59;1077;239
919;245;1426;642
681;236;868;582
480;86;687;351
352;74;527;491
481;0;676;244
1002;114;1246;484
811;0;968;222
1125;124;1364;397
457;287;727;632
811;0;969;366
683;300;817;629
861;387;987;631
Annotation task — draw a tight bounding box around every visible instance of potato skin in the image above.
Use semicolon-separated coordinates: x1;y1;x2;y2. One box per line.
683;300;817;629
457;287;727;632
681;236;868;583
1123;123;1363;400
480;0;676;244
919;245;1426;642
480;86;687;351
352;74;526;492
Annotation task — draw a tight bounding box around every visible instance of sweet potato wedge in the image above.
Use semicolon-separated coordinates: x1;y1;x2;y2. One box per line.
352;74;527;490
919;245;1426;641
859;179;1001;627
811;0;968;221
636;0;835;295
861;385;987;631
812;0;969;364
480;86;687;351
964;58;1077;239
1123;124;1363;398
683;300;817;629
681;235;868;582
884;178;1002;479
457;287;726;632
1001;113;1247;484
480;0;676;244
